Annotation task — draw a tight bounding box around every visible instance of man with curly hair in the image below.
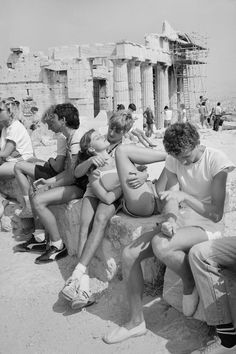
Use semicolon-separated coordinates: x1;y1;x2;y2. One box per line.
103;122;235;345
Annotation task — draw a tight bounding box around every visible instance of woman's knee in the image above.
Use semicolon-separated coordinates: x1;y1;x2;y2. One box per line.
32;193;47;211
151;236;171;262
14;161;25;174
93;207;114;227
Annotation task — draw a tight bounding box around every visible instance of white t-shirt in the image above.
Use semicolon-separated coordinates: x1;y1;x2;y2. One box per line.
65;127;86;170
1;120;34;162
215;106;222;115
164;109;172;121
165;146;235;233
56;133;67;156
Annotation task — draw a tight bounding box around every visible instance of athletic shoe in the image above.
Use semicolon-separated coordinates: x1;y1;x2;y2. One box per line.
17;207;33;219
15;235;47;253
191;337;236;353
34;244;67;264
71;290;92;310
61;277;79;301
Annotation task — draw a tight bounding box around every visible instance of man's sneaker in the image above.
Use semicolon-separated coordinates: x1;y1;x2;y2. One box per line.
15;235;47;253
191;337;236;353
71;290;94;310
61;277;80;301
17;207;33;219
34;244;67;264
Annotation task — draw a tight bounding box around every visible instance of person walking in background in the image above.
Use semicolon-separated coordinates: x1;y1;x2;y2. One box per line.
178;103;187;123
143;106;154;137
163;105;172;128
199;101;208;128
213;102;223;132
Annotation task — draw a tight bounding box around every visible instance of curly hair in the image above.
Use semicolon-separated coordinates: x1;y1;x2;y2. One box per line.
54;103;80;129
109;110;133;133
163;122;200;156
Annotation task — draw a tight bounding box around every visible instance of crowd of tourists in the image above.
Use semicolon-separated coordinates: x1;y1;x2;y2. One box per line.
0;97;235;353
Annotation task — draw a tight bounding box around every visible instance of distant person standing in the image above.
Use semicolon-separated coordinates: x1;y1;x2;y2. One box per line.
178;103;187;123
116;104;125;111
199;101;208;128
163;106;172;128
213;102;223;131
143;106;154;137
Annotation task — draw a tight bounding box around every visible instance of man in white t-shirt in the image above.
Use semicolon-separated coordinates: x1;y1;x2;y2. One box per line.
103;122;235;345
163;105;173;127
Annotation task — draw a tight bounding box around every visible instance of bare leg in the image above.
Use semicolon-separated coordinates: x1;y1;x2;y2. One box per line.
151;226;208;294
32;185;84;242
115;144;166;216
14;161;36;200
79;202;116;266
78;196;98;259
0;162;16;177
122;229;156;328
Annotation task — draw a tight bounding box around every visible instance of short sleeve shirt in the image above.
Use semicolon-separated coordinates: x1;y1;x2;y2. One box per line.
1;120;34;162
165;146;235;205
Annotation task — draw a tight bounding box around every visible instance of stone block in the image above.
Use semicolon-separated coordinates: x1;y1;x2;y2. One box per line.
0;178;23;204
163;268;236;326
50;199;164;283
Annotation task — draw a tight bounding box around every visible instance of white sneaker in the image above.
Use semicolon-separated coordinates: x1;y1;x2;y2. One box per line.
61;277;79;301
191;337;236;353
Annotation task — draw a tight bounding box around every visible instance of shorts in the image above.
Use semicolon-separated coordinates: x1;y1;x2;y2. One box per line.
34;162;57;180
122;181;162;217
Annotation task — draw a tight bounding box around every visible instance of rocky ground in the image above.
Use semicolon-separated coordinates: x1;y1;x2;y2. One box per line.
0;126;236;354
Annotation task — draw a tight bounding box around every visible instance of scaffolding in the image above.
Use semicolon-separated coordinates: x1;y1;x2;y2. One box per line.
170;32;208;121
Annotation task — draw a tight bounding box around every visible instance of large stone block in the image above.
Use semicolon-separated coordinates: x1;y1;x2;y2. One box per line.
163;268;236;326
50;199;164;283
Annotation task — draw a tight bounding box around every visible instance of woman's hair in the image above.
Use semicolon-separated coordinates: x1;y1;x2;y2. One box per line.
109;110;133;133
41;105;57;124
54;103;80;129
163;122;200;156
77;129;96;163
117;104;125;111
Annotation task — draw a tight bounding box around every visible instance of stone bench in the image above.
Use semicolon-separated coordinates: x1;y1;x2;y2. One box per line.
49;199;164;283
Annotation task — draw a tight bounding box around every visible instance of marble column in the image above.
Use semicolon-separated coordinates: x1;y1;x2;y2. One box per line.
141;61;154;112
169;66;178;122
112;59;129;110
155;63;169;128
127;60;142;112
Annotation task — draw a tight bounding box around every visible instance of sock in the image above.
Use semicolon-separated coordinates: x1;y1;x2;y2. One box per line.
79;273;90;294
72;263;86;280
217;323;236;348
50;239;63;250
33;229;45;242
23;196;31;209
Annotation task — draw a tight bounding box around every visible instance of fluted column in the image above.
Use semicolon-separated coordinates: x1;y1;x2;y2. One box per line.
155;63;169;128
141;62;154;113
128;60;142;111
169;66;178;122
112;59;129;109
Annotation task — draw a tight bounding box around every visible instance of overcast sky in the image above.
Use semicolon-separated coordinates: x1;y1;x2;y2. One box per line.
0;0;235;99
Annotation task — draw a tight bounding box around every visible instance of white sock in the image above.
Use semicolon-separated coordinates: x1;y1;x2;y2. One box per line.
33;229;45;242
23;196;31;209
72;263;86;280
79;274;90;294
50;239;63;250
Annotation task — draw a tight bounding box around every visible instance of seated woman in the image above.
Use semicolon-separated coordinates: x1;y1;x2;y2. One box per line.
61;128;167;307
0;99;33;177
14;105;67;219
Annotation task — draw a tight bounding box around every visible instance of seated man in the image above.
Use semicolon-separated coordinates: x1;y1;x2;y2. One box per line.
103;122;235;344
189;238;236;353
14;104;67;219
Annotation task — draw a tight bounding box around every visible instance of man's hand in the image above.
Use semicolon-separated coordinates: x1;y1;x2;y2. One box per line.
159;190;186;203
127;171;147;189
161;219;177;238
